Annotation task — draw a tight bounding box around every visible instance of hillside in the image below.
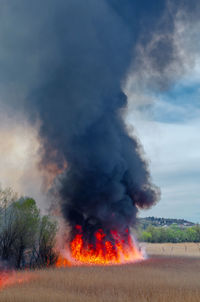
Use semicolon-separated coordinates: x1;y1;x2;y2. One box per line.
138;217;195;229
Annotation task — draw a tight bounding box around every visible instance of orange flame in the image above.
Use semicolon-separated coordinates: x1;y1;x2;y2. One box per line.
56;256;71;268
56;225;144;266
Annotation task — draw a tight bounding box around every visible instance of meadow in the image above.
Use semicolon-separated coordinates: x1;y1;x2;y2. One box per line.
145;242;200;257
0;243;200;302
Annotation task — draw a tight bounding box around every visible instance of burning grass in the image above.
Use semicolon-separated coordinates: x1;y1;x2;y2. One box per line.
0;271;32;290
57;226;144;266
0;254;200;302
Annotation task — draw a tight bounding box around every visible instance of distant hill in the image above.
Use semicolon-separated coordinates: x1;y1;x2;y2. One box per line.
138;216;195;229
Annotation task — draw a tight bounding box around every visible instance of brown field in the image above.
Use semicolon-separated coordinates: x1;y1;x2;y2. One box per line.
144;242;200;257
0;243;200;302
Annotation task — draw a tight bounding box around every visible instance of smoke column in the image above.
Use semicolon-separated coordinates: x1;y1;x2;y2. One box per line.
0;0;198;244
31;0;162;237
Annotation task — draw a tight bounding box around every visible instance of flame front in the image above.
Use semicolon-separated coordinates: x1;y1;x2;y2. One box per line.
57;225;144;266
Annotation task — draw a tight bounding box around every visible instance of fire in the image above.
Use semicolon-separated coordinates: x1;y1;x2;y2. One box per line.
56;225;144;266
0;271;32;290
56;256;71;268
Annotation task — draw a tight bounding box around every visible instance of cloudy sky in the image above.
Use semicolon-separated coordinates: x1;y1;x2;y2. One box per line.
126;12;200;222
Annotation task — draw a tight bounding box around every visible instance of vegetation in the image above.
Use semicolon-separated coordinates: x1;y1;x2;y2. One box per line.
0;256;200;302
144;242;200;257
0;187;58;269
138;224;200;243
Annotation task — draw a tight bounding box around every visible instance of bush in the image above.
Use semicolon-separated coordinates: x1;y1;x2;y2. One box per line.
0;187;58;269
139;224;200;243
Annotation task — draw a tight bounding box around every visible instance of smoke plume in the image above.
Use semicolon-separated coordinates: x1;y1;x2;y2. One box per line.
0;0;198;242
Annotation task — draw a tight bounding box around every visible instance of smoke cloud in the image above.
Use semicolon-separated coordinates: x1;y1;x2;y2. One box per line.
0;0;198;241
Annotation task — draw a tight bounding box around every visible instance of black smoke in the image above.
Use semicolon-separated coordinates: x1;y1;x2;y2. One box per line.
0;0;198;244
29;0;163;238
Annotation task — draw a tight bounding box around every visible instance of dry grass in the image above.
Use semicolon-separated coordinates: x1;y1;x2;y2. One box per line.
144;242;200;257
0;260;200;302
0;244;200;302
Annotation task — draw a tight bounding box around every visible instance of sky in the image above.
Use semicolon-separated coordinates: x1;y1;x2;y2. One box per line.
127;87;200;223
125;12;200;222
0;1;199;223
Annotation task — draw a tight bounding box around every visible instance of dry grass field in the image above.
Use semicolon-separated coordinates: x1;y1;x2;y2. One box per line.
144;242;200;257
0;243;200;302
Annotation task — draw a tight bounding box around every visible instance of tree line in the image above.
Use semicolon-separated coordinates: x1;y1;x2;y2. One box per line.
0;187;58;269
138;224;200;243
